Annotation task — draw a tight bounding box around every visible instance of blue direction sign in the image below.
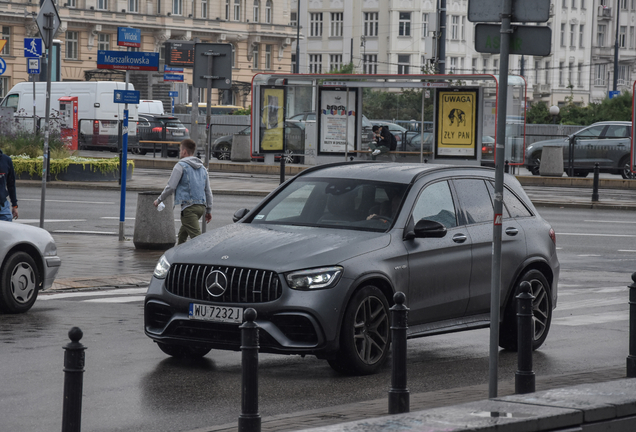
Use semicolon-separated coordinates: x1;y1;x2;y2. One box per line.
169;91;179;97
27;58;40;75
0;57;5;75
24;38;43;58
97;50;159;71
114;89;140;104
164;73;184;82
609;90;621;99
118;27;141;48
164;65;184;73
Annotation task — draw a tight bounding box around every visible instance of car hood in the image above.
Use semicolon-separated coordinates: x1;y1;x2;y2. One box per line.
528;138;568;148
163;223;391;273
0;221;54;255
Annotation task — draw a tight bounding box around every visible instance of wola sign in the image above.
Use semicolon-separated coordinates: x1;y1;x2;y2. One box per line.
475;24;552;56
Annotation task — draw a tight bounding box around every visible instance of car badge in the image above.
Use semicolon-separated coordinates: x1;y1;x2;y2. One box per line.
205;270;228;297
221;255;229;260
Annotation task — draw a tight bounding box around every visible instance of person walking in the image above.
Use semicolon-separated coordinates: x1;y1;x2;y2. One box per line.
154;139;213;244
0;147;18;221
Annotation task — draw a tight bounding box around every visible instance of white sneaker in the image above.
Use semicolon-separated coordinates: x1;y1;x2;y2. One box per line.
372;149;381;156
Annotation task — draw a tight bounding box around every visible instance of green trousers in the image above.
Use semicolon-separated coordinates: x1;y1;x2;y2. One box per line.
178;204;206;244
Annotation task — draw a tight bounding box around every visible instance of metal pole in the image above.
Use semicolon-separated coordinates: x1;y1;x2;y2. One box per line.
627;273;636;377
61;327;86;432
344;87;350;161
437;0;446;74
388;292;409;414
238;308;261;432
489;0;513;399
205;52;213;166
32;72;37;134
119;72;129;241
614;0;621;92
39;15;54;229
295;0;300;73
515;281;535;394
592;163;600;202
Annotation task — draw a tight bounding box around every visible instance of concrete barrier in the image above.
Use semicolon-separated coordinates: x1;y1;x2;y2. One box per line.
539;146;564;177
133;191;176;250
231;134;252;162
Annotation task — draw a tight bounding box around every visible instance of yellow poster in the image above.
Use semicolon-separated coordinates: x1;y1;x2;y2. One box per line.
436;90;477;157
260;88;285;151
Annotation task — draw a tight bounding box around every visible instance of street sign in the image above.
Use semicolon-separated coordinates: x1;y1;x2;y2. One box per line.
422;82;449;88
609;90;621;99
36;0;61;48
24;38;43;58
163;73;184;82
27;58;40;75
193;43;232;89
165;65;184;73
117;27;141;48
114;89;140;104
169;91;179;97
468;0;550;23
0;57;6;76
475;24;552;56
165;41;195;67
97;50;159;71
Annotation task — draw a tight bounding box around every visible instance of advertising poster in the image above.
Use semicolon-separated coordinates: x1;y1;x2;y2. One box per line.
319;88;357;154
260;87;285;152
435;90;478;158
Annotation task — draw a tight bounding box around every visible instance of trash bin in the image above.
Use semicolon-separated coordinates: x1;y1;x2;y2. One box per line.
539;145;564;177
230;133;251;162
133;191;176;250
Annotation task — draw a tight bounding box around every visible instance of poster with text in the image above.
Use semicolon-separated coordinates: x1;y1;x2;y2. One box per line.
319;88;357;154
260;87;285;152
435;90;478;158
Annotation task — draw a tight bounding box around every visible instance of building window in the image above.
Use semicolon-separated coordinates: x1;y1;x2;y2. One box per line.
330;54;342;71
572;0;576;7
128;0;138;12
363;54;377;74
560;23;566;46
621;0;628;9
544;61;550;84
0;77;9;99
231;44;236;67
309;54;322;73
310;13;323;37
421;13;429;37
461;16;466;40
570;24;576;46
594;63;606;85
493;58;499;74
66;31;78;60
562;0;567;7
265;45;271;69
398;12;411;36
597;24;606;46
581;0;585;7
451;16;459;40
579;24;585;47
201;0;207;18
619;65;629;84
330;13;343;37
620;26;627;47
534;61;540;83
631;26;635;48
559;62;564;85
173;0;182;15
397;54;410;74
97;0;108;10
68;0;76;8
291;53;296;72
234;0;240;21
253;0;259;22
252;44;259;68
98;34;110;50
0;27;10;56
482;58;488;74
568;62;574;85
225;0;229;19
449;57;457;73
290;11;297;27
472;58;477;74
265;0;272;23
364;12;378;36
577;63;583;86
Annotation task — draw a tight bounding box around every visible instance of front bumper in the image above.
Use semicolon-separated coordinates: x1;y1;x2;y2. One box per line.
43;256;61;290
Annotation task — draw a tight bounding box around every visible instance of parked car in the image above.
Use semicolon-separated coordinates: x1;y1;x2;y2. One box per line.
211;122;305;163
0;221;61;313
144;162;559;375
524;121;635;179
135;114;190;157
137;100;165;116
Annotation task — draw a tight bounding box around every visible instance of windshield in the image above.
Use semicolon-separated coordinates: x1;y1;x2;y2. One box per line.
249;178;408;232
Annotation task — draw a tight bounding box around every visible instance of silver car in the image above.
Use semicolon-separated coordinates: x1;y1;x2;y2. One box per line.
0;221;61;313
145;162;559;375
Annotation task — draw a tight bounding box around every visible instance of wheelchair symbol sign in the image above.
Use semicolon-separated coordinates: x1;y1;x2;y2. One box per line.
0;57;6;75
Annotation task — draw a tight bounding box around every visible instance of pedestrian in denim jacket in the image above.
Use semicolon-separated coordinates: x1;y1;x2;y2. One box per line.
0;148;18;221
154;139;213;244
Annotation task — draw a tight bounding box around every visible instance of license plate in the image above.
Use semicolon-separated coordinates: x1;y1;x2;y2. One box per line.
171;131;184;137
189;303;243;323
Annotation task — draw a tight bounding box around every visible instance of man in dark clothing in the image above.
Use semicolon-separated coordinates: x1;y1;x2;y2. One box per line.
369;125;397;160
0;148;18;221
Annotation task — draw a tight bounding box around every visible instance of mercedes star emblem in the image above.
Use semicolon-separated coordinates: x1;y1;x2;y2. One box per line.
205;270;228;297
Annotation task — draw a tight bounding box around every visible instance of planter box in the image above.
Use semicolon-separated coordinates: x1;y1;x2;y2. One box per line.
16;163;134;182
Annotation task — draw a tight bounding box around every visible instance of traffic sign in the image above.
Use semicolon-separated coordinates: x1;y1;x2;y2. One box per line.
27;58;40;75
609;90;621;99
163;73;184;82
117;27;141;48
114;90;140;104
0;58;6;76
193;43;232;89
24;38;43;58
475;24;552;56
468;0;550;23
97;50;159;71
165;65;184;73
36;0;61;48
169;91;179;97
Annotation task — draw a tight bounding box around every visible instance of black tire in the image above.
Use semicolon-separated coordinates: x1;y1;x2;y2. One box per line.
572;170;589;178
157;342;211;358
216;143;231;160
499;269;552;351
138;149;147;155
528;153;541;176
328;285;390;375
0;252;41;314
620;156;635;180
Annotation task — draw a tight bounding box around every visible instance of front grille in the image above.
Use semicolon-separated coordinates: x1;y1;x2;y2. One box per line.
165;264;283;303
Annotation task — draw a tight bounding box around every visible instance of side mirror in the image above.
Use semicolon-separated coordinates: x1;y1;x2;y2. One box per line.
232;208;250;223
413;219;447;238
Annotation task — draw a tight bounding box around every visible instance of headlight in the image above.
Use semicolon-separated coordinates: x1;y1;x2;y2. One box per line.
153;255;171;279
44;242;57;257
285;266;343;290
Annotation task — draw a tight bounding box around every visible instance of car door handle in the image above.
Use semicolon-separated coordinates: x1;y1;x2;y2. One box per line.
452;233;467;243
505;227;519;236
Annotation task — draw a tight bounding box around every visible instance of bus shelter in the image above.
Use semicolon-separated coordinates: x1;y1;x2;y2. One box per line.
250;73;527;168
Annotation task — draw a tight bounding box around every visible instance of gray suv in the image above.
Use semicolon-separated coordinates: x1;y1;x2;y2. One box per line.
145;162;560;375
525;121;635;179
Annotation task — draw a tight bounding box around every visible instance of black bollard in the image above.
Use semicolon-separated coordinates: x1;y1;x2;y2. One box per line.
627;273;636;377
592;163;600;202
504;160;509;174
62;327;86;432
388;292;410;414
515;281;535;394
238;308;261;432
279;154;285;184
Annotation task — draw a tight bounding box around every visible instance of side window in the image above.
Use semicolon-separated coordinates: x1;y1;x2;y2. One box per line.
576;125;605;138
453;179;493;224
486;181;532;218
604;125;630;138
412;181;457;228
1;94;18;111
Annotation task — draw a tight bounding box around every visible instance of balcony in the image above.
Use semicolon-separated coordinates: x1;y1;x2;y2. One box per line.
598;6;612;20
592;46;614;59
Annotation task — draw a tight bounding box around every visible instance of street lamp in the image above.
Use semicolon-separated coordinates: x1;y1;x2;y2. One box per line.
549;105;560;124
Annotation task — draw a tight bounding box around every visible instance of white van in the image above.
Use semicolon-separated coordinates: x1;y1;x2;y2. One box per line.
0;81;138;151
138;100;165;115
